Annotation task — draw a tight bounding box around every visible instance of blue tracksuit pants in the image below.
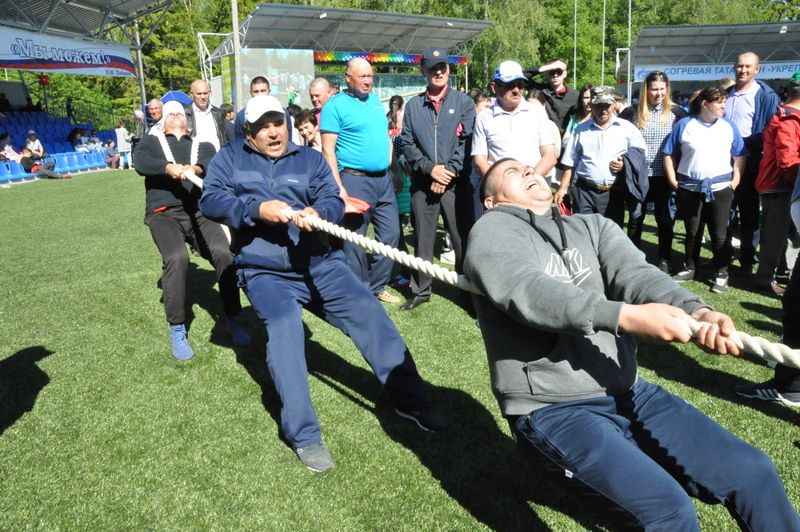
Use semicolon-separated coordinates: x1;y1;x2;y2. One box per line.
239;250;429;448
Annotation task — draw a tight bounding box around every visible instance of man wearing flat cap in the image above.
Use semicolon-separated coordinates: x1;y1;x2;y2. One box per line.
556;86;647;226
201;95;445;474
472;60;557;182
398;47;475;310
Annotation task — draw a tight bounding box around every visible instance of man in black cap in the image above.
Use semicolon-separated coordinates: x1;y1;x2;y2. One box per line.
398;48;475;310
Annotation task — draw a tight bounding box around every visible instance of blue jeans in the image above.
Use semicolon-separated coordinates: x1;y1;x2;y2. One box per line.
340;170;400;295
238;251;429;448
514;380;799;531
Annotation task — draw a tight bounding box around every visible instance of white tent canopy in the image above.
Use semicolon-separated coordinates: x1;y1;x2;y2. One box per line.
622;22;800;82
210;3;491;61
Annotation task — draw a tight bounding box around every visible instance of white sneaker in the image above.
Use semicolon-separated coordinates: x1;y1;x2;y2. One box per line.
711;276;728;293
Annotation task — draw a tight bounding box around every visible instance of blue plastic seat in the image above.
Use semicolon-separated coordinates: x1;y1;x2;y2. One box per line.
8;161;33;181
65;153;83;173
0;162;12;184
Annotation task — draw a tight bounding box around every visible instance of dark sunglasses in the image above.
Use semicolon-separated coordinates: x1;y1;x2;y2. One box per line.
549;69;565;76
499;80;527;90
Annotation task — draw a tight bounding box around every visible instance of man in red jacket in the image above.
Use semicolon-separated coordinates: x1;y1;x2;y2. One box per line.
736;74;800;408
753;77;800;295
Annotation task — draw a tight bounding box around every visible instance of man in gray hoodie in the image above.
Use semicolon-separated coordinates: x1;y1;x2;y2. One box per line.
464;158;799;530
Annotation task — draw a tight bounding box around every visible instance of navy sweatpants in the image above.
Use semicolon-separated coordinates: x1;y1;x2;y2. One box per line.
514;380;799;531
339;170;401;296
238;250;429;448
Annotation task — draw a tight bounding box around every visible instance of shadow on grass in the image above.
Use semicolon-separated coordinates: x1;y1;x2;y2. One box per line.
0;346;53;436
740;300;782;323
638;342;800;426
304;338;609;531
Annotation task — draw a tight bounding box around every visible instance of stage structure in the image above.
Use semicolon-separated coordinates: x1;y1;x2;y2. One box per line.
203;3;490;109
618;22;800;95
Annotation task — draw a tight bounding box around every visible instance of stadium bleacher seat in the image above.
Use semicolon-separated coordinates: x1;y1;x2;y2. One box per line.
8;161;34;181
0;162;12;185
65;153;83;173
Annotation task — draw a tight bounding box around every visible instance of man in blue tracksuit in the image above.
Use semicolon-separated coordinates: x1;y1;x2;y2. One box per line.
200;95;444;473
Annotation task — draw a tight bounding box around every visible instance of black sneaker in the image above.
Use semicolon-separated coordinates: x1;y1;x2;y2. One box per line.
657;259;670;274
395;406;447;432
735;380;800;407
672;268;695;282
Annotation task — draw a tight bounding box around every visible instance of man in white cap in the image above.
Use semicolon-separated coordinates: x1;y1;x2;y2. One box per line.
201;95;445;473
133;100;250;361
24;130;46;160
472;60;557;182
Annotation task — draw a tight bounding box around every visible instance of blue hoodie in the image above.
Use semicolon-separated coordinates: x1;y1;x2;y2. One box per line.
200;139;344;272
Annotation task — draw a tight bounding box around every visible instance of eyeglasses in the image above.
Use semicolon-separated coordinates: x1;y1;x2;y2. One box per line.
549;69;565;76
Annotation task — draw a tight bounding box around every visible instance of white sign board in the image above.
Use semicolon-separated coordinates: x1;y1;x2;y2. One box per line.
635;61;800;82
0;27;136;78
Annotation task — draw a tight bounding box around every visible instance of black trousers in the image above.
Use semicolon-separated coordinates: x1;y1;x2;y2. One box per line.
627;176;675;260
409;184;463;298
144;207;241;324
732;153;761;266
773;248;800;391
572;180;625;227
677;187;733;272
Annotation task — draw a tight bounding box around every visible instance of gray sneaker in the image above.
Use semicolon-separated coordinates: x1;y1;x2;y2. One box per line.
295;442;335;472
711;275;728;294
672;268;695;282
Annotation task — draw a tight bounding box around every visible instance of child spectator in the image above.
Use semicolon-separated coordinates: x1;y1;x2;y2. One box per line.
105;139;120;169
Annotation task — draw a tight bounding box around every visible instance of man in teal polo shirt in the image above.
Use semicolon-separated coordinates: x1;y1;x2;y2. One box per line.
321;58;401;303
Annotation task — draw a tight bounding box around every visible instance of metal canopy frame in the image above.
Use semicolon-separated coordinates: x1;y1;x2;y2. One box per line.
621;22;800;76
0;0;174;49
208;3;491;63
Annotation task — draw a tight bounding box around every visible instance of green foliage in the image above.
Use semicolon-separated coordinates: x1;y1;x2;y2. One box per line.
9;0;788;120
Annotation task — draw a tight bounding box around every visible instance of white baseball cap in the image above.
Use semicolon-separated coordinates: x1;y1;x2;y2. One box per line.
245;95;284;123
162;100;185;116
493;60;527;83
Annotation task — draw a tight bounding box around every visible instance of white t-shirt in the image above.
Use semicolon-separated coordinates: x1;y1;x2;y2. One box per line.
663;116;746;192
472;100;556;169
191;104;220;152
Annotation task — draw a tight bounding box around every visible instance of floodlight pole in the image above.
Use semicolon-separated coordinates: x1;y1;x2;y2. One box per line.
231;0;244;111
601;0;607;85
133;21;147;113
573;0;577;87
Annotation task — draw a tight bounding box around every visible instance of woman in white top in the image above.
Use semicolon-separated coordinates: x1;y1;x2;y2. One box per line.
663;86;747;293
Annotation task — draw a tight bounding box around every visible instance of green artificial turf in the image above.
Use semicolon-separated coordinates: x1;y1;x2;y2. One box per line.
0;171;797;530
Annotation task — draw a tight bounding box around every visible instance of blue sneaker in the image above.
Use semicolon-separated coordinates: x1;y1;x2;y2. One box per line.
169;324;194;361
226;315;251;346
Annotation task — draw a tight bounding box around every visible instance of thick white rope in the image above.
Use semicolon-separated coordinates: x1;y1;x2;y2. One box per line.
280;208;800;370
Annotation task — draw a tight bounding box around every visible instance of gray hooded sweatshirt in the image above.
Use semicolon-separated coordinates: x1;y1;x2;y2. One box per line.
464;204;709;416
